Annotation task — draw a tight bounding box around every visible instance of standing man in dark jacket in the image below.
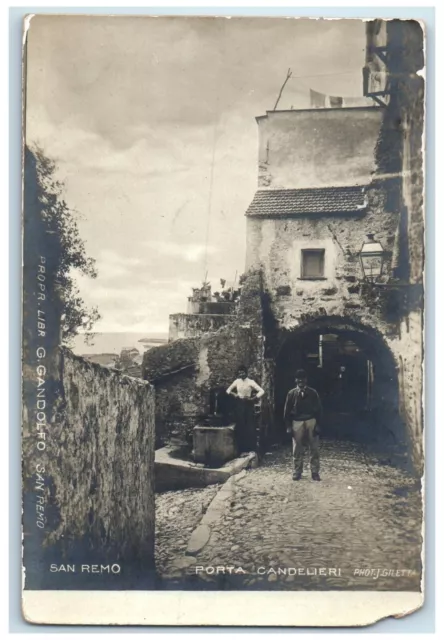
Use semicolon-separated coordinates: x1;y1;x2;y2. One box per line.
284;369;323;481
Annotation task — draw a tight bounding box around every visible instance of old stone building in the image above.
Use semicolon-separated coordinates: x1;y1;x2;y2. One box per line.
245;105;402;440
143;19;424;471
169;281;238;342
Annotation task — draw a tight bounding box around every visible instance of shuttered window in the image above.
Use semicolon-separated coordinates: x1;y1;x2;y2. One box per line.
301;249;325;279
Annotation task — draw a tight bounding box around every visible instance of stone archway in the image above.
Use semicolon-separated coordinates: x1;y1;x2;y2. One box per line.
273;316;404;448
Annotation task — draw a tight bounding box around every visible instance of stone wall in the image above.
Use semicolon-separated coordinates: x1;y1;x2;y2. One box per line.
393;310;423;471
395;20;425;470
374;19;425;285
169;313;232;342
144;272;265;446
365;19;425;470
246;183;401;336
22;348;156;586
256;108;383;189
144;326;260;445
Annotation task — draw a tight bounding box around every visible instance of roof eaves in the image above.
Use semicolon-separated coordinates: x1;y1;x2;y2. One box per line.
245;206;368;218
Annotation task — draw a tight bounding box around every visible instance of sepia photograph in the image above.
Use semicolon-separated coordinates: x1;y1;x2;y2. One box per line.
21;14;425;625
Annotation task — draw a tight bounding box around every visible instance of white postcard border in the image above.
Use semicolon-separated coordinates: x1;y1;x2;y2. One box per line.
22;590;423;627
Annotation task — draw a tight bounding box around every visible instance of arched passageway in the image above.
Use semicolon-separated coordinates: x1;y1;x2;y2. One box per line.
274;317;405;450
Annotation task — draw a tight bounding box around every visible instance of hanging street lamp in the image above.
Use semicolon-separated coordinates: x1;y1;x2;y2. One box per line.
359;234;385;282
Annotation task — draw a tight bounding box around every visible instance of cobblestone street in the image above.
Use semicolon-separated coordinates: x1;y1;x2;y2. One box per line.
155;485;218;576
156;440;423;591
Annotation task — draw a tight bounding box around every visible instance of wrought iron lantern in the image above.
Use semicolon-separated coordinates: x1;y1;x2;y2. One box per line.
359;234;385;282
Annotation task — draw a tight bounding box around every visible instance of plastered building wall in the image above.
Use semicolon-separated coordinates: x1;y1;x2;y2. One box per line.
246;185;400;336
257;108;383;189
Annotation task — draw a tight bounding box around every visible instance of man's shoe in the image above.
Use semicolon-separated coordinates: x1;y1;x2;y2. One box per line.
292;472;302;481
312;472;321;481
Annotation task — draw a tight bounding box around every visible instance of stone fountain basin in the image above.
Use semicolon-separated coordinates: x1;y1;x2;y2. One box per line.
193;424;237;466
154;445;257;492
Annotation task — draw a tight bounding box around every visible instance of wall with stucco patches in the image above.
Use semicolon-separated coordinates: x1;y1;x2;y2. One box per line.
245;191;423;465
256;108;384;189
246;183;401;336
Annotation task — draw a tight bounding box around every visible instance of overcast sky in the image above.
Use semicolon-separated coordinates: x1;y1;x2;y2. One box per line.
26;15;368;334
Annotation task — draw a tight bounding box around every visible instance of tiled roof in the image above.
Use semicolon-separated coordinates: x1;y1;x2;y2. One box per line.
246;186;367;217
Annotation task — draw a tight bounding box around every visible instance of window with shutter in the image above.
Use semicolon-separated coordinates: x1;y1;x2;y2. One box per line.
301;249;325;279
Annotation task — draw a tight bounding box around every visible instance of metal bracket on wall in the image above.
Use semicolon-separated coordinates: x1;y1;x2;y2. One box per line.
368;45;389;65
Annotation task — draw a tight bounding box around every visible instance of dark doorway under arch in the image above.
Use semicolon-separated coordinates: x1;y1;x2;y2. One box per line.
274;317;405;450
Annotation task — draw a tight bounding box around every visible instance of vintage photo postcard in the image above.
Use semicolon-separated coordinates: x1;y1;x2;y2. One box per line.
21;15;425;626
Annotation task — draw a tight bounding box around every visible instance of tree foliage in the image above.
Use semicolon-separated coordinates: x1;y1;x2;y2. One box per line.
25;145;100;344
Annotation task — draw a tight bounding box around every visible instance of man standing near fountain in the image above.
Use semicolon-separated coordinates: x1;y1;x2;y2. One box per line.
226;366;264;453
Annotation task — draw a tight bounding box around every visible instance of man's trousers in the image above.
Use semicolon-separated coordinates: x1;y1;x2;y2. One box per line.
291;418;320;474
235;398;257;452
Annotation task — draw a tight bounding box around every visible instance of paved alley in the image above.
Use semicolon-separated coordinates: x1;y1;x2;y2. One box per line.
156;440;423;591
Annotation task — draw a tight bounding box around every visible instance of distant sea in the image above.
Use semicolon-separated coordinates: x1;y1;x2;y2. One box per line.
70;332;168;356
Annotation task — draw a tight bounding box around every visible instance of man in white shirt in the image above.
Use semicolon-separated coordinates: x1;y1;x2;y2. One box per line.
226;366;265;453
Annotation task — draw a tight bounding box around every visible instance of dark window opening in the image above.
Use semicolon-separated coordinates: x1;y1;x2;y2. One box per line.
301;249;325;279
